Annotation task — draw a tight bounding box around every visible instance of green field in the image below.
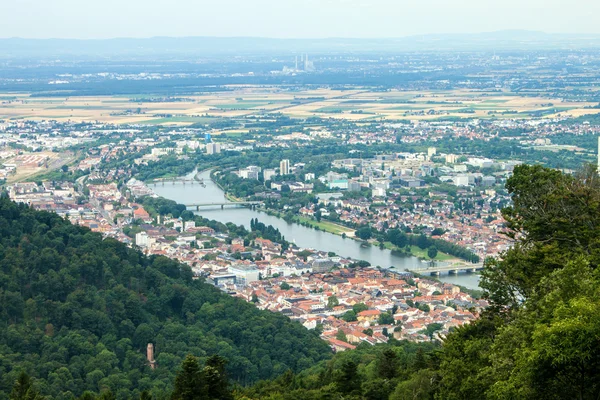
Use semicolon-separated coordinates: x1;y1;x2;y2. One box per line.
408;245;454;261
293;215;354;235
382;242;454;261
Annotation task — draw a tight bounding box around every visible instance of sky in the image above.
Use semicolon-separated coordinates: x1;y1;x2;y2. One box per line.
1;0;598;39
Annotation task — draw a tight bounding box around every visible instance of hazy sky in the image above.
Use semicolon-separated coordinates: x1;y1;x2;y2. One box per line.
1;0;598;39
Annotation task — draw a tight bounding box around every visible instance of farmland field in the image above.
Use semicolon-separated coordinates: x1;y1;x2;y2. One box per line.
1;87;599;126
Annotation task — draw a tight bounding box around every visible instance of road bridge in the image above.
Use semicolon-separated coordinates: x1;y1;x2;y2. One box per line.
409;262;484;276
184;201;263;210
151;178;205;186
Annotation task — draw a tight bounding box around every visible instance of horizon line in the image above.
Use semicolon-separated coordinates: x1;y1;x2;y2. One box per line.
3;30;600;41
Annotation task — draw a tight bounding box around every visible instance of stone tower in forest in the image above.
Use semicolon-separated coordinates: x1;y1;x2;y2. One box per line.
147;343;156;369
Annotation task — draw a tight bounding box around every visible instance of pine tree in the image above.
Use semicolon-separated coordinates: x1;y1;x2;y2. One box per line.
203;355;233;400
378;349;399;380
335;360;360;395
99;391;115;400
9;372;44;400
171;355;206;400
140;391;152;400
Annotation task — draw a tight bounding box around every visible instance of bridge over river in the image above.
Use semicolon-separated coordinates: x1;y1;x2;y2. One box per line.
409;262;484;276
183;201;264;210
151;178;205;186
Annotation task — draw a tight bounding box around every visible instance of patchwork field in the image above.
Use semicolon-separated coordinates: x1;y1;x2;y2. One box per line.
1;87;599;126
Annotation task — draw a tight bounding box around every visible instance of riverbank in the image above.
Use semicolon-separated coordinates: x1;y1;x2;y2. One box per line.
152;170;482;289
263;209;355;236
410;270;483;299
381;241;455;262
209;171;471;263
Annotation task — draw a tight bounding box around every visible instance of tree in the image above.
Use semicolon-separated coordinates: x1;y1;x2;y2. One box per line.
355;226;372;240
352;303;368;314
336;329;347;342
436;165;600;399
390;370;436;400
139;391;152;400
327;295;339;309
427;246;438;259
423;323;443;340
203;355;233;400
378;312;394;325
342;310;357;322
416;234;429;250
482;163;600;308
171;355;205;400
9;372;44;400
335;360;361;395
431;228;445;236
279;282;290;290
377;349;399;380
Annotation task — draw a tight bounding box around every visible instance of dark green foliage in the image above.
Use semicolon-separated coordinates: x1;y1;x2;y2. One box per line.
0;197;331;399
9;372;43;400
352;303;368;314
437;164;600;400
377;349;399;380
341;310;357;322
378;312;394;325
427;246;438;259
240;341;438;400
385;228;480;263
250;219;288;247
355;226;373;241
203;356;233;400
335;360;360;395
171;355;204;400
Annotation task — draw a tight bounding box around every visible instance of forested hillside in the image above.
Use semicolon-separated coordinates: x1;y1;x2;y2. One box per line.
0;196;331;400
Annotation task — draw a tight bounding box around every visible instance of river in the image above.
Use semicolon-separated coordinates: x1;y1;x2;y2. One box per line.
152;170;481;290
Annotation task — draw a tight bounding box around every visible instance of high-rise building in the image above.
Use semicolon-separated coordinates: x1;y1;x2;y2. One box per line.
135;232;149;247
280;159;290;175
206;143;221;154
263;168;277;181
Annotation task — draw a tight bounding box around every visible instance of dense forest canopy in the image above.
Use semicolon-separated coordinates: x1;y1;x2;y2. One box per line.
0;196;331;400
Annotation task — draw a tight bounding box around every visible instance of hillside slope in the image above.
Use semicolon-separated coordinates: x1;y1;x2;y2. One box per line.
0;197;331;399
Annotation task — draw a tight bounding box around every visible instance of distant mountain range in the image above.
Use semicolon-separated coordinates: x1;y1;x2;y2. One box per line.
1;31;600;58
